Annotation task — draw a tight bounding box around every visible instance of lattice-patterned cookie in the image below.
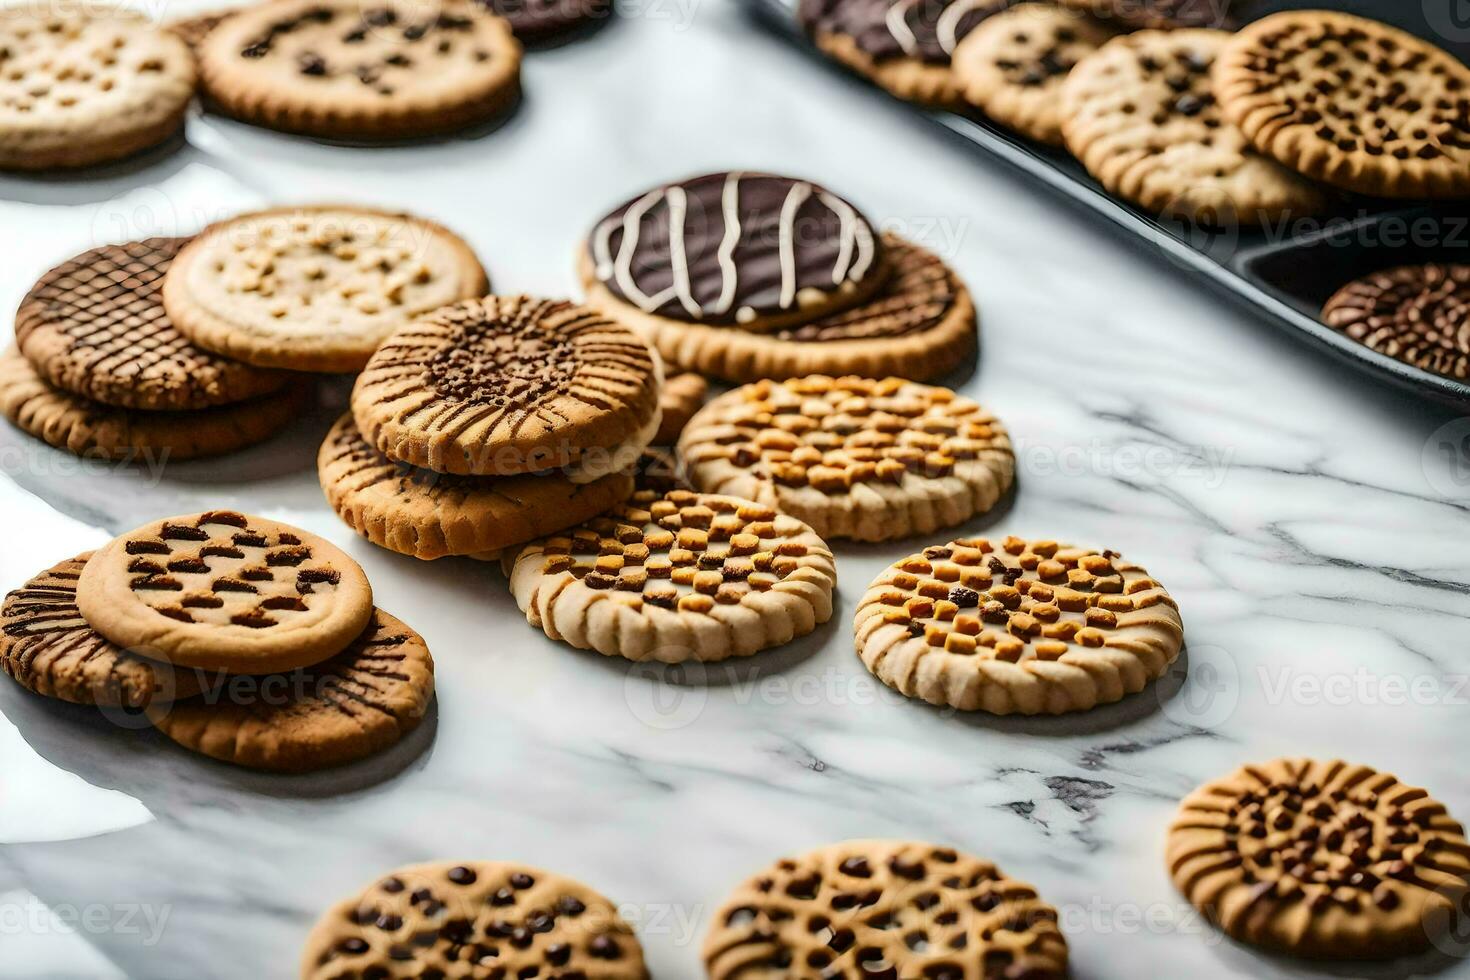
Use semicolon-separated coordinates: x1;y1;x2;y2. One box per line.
1321;263;1470;381
1216;11;1470;200
302;860;647;979
855;535;1183;714
162;205;488;373
76;511;373;674
352;295;661;478
0;6;195;171
680;376;1013;542
1168;758;1470;959
704;840;1068;979
197;0;521;141
505;489;836;663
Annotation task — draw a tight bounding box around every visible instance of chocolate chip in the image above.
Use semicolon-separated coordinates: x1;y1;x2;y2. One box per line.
947;586;979;608
447;866;477;885
589;935;622;959
509;873;535;889
839;857;872;878
298;51;326;75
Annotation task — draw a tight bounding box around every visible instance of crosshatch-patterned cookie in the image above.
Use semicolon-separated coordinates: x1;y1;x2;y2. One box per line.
76;511;374;675
704;840;1069;979
680;376;1013;542
1216;11;1470;200
15;238;287;411
1321;263;1470;381
855;535;1183;714
163;206;488;373
319;413;636;561
147;608;434;772
1060;30;1330;226
1168;758;1470;959
1053;0;1228;30
301;861;648;980
653;372;708;445
352;296;661;478
0;6;195;170
197;0;521;140
1;554;207;708
505;489;837;663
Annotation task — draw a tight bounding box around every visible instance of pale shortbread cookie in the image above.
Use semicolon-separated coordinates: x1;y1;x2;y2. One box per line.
679;376;1014;542
855;535;1183;714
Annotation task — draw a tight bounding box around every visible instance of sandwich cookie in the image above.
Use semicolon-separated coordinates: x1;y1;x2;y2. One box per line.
1321;263;1470;381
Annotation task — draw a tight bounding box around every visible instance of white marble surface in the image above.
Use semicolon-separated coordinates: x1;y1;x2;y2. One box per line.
2;2;1470;977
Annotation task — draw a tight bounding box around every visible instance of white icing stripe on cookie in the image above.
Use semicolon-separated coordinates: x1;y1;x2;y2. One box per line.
937;0;986;55
666;187;702;319
886;0;921;56
711;171;744;317
613;189;678;313
777;181;813;309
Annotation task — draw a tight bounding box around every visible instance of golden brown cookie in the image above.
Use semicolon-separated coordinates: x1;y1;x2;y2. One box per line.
1216;11;1470;200
855;535;1184;714
653;372;708;445
704;840;1068;979
680;376;1013;542
0;6;195;171
318;412;635;561
1321;263;1470;381
301;861;647;979
162;205;488;373
352;295;661;477
147;608;434;772
1052;0;1229;30
0;346;305;462
505;489;837;663
198;0;521;141
1168;758;1470;959
1060;30;1331;226
76;511;374;675
2;554;207;708
15;238;287;410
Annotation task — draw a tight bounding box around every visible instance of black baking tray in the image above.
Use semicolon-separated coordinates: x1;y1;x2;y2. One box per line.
743;0;1470;411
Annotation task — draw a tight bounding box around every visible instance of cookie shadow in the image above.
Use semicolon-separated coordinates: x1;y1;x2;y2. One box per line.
0;130;194;205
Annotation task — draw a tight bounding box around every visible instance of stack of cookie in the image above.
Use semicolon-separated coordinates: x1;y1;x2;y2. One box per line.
0;511;435;773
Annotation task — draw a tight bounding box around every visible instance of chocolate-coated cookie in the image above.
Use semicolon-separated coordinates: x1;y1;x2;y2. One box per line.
1053;0;1229;30
1321;263;1470;380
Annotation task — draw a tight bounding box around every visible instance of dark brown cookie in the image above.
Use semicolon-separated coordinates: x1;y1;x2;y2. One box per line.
1321;263;1470;380
798;0;1016;65
480;0;611;41
1054;0;1230;30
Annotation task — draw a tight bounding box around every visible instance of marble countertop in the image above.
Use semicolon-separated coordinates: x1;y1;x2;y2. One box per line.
3;2;1469;978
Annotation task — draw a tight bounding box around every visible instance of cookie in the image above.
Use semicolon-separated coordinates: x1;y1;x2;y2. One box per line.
798;0;1018;108
162;205;488;373
15;238;288;411
0;6;195;171
585;232;976;384
704;840;1068;979
654;372;708;445
1168;758;1470;959
301;860;647;979
952;3;1115;146
505;489;837;663
147;608;434;772
680;376;1013;542
0;346;305;462
854;535;1183;714
1216;11;1470;200
584;171;887;333
1321;263;1470;381
634;446;690;495
319;413;636;561
76;511;374;675
481;0;611;42
167;9;233;52
197;0;521;141
1060;29;1331;226
1052;0;1228;30
352;295;661;477
2;554;207;708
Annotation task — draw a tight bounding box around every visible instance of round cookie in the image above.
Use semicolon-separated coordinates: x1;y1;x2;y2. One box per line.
162;205;488;373
704;840;1069;979
1060;30;1331;226
352;295;661;477
854;535;1183;714
2;554;207;709
167;9;233;53
1168;758;1470;959
1321;263;1470;381
504;489;837;663
952;3;1115;146
147;608;434;772
585;171;886;333
481;0;612;42
0;346;306;462
301;861;647;979
0;6;195;171
1052;0;1229;30
680;376;1014;542
1215;11;1470;200
585;232;977;384
15;238;287;410
197;0;521;141
76;511;374;675
318;412;636;561
653;372;708;445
